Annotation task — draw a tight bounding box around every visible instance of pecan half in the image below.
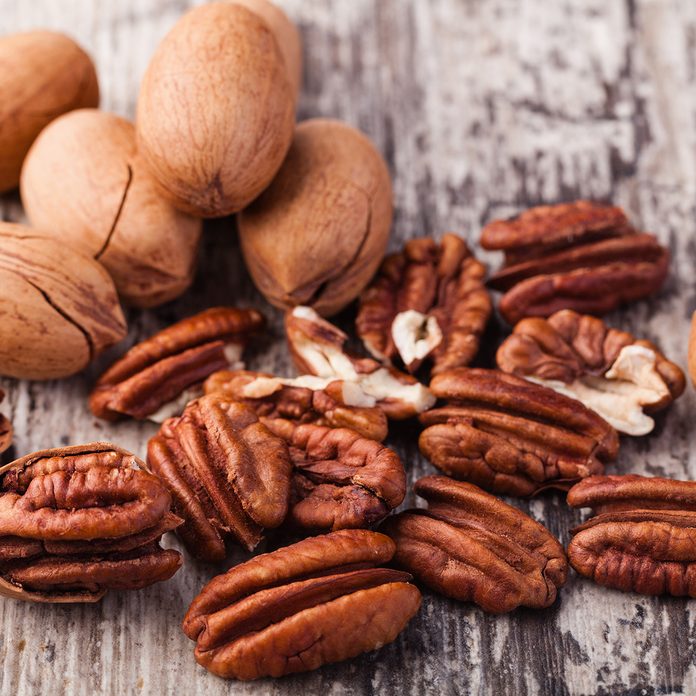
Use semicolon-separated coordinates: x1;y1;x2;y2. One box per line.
568;475;696;596
497;310;685;435
481;201;669;324
183;529;421;679
419;368;619;495
383;475;567;612
356;234;492;374
90;307;265;422
0;389;11;455
0;442;182;602
204;369;388;441
147;395;292;562
285;306;435;419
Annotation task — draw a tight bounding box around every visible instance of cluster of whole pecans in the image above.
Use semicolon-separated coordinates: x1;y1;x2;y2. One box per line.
0;1;695;684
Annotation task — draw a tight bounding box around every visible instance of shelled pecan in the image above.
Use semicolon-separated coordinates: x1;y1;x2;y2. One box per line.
419;368;619;496
356;234;491;374
383;476;567;612
497;310;685;435
90;306;265;422
204;369;388;441
147;395;291;562
481;201;669;325
183;529;421;679
568;475;696;596
0;443;182;602
0;390;11;455
285;306;435;419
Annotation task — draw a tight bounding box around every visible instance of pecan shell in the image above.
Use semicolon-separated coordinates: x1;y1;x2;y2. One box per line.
147;395;292;561
0;442;182;602
419;368;619;496
183;529;421;679
0;389;11;455
383;475;567;612
90;307;265;421
356;234;491;374
689;311;696;388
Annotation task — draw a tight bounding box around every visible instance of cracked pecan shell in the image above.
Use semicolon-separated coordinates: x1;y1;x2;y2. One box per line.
383;475;567;612
183;529;421;679
356;234;492;374
419;368;619;496
496;309;685;435
90;307;264;421
568;475;696;596
0;390;11;456
0;442;182;602
147;395;292;561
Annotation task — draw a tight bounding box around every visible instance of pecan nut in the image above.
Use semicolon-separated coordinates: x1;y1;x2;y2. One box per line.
382;475;567;612
497;309;685;435
0;442;183;602
285;306;435;419
689;311;696;388
419;368;619;495
568;475;696;596
182;529;421;679
481;201;669;325
0;389;11;455
90;307;265;422
147;395;292;561
204;369;388;441
356;234;492;374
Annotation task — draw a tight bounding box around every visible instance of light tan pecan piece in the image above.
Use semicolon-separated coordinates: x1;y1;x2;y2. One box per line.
568;475;696;596
0;389;11;455
419;368;619;496
285;306;435;419
0;442;182;602
182;529;421;680
383;475;567;612
147;395;292;562
90;307;265;422
356;234;492;374
497;309;685;435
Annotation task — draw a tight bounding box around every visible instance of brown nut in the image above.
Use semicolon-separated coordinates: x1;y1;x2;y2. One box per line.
568;475;696;596
497;309;685;435
0;223;127;380
481;201;669;324
90;307;265;422
21;109;202;308
183;529;421;679
147;395;292;562
357;234;492;374
0;31;99;193
689;312;696;388
204;369;388;442
137;3;294;217
0;443;183;602
285;306;435;419
419;368;619;496
0;390;11;456
239;119;393;316
383;475;567;612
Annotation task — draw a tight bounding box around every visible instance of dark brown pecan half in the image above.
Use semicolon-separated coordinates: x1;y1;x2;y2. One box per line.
356;234;491;374
497;310;685;435
480;201;669;324
183;529;421;680
0;442;182;602
383;475;567;612
90;307;265;422
203;369;388;441
147;395;292;562
568;475;696;596
419;368;619;496
0;389;11;455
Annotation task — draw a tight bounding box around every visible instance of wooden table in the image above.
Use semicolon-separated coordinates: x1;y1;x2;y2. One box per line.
1;1;695;694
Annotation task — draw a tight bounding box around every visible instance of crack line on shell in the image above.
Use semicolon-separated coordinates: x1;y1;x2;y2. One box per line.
95;164;133;260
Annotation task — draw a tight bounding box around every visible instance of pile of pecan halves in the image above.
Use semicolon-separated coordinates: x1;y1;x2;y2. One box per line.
2;200;695;681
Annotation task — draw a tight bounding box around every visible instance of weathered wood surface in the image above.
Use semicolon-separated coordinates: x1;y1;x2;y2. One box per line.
1;0;696;694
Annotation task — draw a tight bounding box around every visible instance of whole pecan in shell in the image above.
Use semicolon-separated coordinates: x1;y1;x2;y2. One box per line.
0;390;11;456
383;475;567;612
689;311;696;388
356;234;492;374
419;368;619;496
0;442;182;602
147;395;292;561
183;529;421;679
